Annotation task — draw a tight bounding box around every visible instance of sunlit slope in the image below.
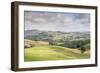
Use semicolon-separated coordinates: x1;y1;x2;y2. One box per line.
24;46;90;61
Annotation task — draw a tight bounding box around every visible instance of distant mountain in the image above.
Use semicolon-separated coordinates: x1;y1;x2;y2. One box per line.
24;29;90;42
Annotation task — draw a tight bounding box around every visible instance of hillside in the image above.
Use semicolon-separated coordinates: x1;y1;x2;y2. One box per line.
25;30;90;50
24;39;49;48
24;30;90;61
25;30;90;44
24;45;90;61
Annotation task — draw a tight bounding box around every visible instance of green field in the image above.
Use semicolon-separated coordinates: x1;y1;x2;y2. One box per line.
24;45;90;62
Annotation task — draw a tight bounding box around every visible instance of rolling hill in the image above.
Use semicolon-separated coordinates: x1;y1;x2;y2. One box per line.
24;45;90;61
24;30;90;61
25;29;90;43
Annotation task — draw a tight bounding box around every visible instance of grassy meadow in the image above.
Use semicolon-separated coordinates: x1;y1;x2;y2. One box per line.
24;45;90;61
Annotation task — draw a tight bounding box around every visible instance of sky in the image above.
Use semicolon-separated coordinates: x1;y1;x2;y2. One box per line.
24;11;90;32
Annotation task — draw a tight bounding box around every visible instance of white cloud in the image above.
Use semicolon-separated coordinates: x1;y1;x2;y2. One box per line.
24;11;90;32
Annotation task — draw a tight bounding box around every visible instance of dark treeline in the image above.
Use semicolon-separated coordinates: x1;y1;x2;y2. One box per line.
49;39;90;53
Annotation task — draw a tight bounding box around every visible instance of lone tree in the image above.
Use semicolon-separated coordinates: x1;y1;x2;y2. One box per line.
80;46;86;54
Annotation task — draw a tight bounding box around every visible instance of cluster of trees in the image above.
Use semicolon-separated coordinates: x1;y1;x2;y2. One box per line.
49;39;90;53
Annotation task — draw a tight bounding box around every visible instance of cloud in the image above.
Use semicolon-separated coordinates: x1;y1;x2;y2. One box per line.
24;11;90;32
